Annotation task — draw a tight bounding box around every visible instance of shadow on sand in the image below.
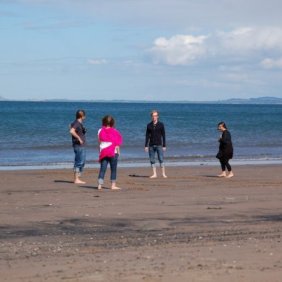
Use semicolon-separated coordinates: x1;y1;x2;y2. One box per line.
202;175;220;178
54;180;74;184
129;174;149;178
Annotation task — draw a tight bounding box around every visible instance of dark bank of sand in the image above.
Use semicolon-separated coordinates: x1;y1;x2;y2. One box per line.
1;165;282;281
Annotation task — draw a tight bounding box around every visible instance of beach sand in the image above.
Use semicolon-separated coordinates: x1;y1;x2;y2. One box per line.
1;165;282;282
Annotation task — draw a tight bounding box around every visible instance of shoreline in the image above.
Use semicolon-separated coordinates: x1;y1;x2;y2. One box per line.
1;157;282;171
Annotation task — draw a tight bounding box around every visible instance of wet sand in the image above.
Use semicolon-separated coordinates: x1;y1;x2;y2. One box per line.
1;165;282;281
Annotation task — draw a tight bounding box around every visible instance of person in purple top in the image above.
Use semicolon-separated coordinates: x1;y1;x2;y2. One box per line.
70;110;87;184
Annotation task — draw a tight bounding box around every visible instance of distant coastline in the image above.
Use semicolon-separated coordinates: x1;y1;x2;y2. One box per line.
1;96;282;104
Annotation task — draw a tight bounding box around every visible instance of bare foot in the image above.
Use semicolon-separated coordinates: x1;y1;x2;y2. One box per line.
97;184;102;190
150;174;157;178
162;174;168;178
217;172;226;177
226;172;234;178
74;179;86;184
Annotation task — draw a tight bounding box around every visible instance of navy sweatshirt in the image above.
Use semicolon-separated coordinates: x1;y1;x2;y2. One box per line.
145;121;166;147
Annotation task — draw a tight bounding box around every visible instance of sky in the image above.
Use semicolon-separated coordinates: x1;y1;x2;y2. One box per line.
1;0;282;101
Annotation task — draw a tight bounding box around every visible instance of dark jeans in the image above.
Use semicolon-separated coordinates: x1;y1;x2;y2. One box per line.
220;159;232;172
73;145;86;174
98;154;119;185
149;145;164;167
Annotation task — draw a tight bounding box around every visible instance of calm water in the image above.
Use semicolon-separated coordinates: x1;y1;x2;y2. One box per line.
1;101;282;168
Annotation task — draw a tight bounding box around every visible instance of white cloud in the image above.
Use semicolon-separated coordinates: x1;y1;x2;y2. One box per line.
87;59;108;65
150;35;207;65
261;57;282;69
218;27;282;53
150;27;282;66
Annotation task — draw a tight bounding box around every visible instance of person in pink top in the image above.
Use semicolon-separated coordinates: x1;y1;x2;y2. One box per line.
97;115;123;190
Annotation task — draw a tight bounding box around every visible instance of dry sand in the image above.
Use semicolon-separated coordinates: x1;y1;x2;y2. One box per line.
0;165;282;281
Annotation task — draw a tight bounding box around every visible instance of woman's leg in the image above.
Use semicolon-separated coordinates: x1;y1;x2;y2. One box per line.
220;160;226;171
149;146;157;178
225;160;234;178
218;159;227;177
156;146;167;178
98;158;109;189
156;146;164;165
226;161;232;172
219;159;234;178
73;145;86;184
110;154;120;190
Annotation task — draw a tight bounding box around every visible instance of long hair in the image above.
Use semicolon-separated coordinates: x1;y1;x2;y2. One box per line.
218;121;227;129
102;115;115;127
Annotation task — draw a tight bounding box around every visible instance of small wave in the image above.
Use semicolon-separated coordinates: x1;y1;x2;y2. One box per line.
1;157;282;171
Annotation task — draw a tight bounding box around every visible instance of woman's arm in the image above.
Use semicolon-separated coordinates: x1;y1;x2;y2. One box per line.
70;127;83;144
161;123;166;148
220;131;231;144
145;125;150;148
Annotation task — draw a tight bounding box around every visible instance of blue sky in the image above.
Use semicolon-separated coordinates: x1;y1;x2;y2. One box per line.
1;0;282;101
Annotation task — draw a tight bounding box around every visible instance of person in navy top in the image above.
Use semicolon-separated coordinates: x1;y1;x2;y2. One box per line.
145;110;167;178
70;110;87;184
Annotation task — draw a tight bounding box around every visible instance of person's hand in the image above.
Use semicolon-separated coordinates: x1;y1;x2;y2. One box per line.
163;147;166;151
79;138;84;145
145;147;148;152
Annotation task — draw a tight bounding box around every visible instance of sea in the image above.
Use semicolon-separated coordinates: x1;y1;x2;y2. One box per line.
1;101;282;170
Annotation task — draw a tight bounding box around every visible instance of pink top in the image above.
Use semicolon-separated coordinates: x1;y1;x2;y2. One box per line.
98;126;123;161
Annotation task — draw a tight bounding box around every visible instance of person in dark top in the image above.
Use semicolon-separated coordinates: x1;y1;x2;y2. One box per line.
70;110;87;184
145;110;167;178
216;121;234;178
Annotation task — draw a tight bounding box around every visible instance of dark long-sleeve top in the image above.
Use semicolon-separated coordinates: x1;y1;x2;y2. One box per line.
218;130;233;159
145;121;166;147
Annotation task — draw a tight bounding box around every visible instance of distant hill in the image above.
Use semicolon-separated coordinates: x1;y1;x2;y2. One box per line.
2;96;282;104
218;97;282;104
44;96;282;104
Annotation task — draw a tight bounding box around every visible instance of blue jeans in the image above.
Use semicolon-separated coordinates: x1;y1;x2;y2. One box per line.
73;145;86;174
149;145;164;167
98;154;119;185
